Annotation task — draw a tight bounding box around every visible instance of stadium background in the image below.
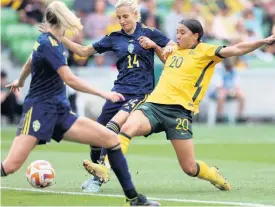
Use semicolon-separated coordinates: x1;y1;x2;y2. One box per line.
1;0;275;206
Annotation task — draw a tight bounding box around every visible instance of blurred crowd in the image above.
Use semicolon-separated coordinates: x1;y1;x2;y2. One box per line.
1;70;22;124
2;0;275;68
1;0;275;124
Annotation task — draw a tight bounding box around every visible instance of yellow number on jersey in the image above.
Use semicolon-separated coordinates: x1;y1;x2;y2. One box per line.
127;54;139;69
175;118;189;131
169;56;183;68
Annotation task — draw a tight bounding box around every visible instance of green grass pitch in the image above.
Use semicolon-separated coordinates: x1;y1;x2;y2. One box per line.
1;124;275;206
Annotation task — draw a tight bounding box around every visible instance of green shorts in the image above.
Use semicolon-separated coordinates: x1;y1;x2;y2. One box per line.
137;102;193;139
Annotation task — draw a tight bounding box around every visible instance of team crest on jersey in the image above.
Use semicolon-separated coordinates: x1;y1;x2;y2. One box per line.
32;120;41;132
128;43;134;54
189;50;195;55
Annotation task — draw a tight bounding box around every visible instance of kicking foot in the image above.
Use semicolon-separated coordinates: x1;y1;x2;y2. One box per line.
83;160;110;183
210;167;232;191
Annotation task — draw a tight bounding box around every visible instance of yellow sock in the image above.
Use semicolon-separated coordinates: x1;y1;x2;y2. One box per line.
196;160;216;182
119;133;131;154
104;156;109;164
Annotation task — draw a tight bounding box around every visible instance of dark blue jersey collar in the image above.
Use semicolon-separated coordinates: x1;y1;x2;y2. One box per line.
120;22;142;38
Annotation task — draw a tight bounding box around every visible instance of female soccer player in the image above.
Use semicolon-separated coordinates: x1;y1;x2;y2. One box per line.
86;19;275;191
39;0;174;192
0;1;160;206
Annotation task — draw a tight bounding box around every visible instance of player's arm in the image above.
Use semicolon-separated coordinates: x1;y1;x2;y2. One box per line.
62;37;96;57
57;65;124;102
38;23;97;57
139;36;165;63
18;54;32;85
142;27;176;63
139;36;176;64
5;55;32;92
153;44;166;63
154;41;176;63
218;34;275;58
153;40;176;63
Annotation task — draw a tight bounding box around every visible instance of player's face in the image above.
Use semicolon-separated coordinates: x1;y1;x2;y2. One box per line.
116;6;137;33
176;24;199;49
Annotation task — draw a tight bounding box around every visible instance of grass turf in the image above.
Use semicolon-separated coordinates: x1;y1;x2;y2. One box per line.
1;124;275;206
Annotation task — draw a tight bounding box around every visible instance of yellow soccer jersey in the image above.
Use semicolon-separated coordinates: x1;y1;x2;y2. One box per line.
146;43;225;114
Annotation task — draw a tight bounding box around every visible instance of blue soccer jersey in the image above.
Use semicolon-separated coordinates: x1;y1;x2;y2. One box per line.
93;22;170;95
25;32;70;112
17;32;78;144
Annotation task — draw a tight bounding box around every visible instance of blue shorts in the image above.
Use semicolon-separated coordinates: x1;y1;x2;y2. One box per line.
16;102;78;145
97;94;148;125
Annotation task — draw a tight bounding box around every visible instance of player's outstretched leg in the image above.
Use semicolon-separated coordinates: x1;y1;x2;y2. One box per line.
171;139;231;191
1;135;37;177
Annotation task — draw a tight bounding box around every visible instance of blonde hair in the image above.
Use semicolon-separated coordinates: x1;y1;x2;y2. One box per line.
45;1;83;35
115;0;141;22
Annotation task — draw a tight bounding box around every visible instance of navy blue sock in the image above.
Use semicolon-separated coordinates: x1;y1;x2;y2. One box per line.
99;121;120;163
107;144;137;199
90;146;101;163
99;149;107;163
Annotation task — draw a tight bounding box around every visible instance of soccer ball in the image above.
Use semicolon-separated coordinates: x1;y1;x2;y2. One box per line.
26;160;55;188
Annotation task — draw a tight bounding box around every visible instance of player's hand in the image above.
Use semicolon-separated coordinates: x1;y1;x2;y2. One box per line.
5;79;24;92
264;34;275;45
103;92;125;103
162;46;175;60
138;36;157;50
38;22;49;33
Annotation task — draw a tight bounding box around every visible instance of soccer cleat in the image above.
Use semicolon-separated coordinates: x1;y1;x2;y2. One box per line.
81;177;94;190
125;194;160;206
209;167;232;191
83;179;102;193
83;160;110;183
80;177;93;190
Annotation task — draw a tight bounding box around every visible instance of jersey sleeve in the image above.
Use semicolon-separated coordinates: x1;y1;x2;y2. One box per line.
92;35;113;54
149;28;170;47
204;44;226;62
42;43;67;71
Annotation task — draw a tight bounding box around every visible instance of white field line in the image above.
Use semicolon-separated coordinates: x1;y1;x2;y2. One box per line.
1;186;275;207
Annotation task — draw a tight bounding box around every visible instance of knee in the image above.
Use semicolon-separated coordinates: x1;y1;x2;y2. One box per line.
120;116;142;137
104;131;120;148
120;120;137;137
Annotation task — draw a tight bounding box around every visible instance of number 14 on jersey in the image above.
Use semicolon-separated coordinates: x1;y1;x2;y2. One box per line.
127;54;139;68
